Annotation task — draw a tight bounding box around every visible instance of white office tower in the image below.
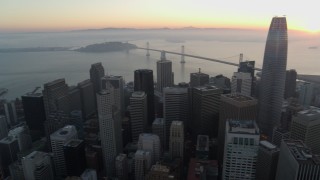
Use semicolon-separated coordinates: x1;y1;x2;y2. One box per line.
152;118;166;152
115;154;128;180
291;106;320;154
138;133;160;164
135;150;152;180
156;51;173;93
297;81;314;106
0;116;8;139
231;72;252;96
8;124;32;151
101;75;125;117
170;121;184;159
97;90;122;177
22;151;54;180
163;87;189;149
130;91;148;142
222;120;260;180
81;169;97;180
50;125;77;177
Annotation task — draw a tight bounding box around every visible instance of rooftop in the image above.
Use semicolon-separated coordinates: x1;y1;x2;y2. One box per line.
116;153;127;161
297;106;320;120
171;121;183;126
260;141;278;151
150;163;170;173
227;119;259;135
64;139;83;148
131;91;146;98
194;85;220;91
153;118;165;125
44;78;65;87
51;125;77;140
223;93;256;102
0;136;17;144
23;151;50;161
284;139;320;165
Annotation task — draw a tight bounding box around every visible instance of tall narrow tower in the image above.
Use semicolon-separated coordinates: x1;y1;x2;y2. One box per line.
258;17;288;137
157;51;173;93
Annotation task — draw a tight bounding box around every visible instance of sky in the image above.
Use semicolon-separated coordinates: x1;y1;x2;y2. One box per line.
1;0;319;32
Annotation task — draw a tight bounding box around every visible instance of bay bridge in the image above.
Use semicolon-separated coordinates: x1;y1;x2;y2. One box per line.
137;42;262;71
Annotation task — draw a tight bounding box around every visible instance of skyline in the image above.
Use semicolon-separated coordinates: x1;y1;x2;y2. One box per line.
1;0;320;33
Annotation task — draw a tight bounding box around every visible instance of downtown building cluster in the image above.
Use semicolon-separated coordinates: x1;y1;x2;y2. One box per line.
1;16;320;180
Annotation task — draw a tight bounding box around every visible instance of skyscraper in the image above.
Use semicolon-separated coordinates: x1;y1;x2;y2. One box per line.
134;150;151;180
190;85;222;138
298;81;314;106
134;69;155;125
90;62;105;94
115;154;128;180
231;72;252;96
97;90;122;177
163;87;189;148
130;91;148;142
284;69;297;99
0;136;19;177
169;121;184;159
21;92;46;140
0;115;8;140
218;93;257;166
222;119;260;180
8;124;32;151
189;69;209;87
291;106;320;154
256;141;279;180
152;118;166;152
156;51;173;93
77;79;96;119
42;79;69;118
22;151;54;180
258;16;288;137
50;125;78;178
238;61;255;79
64;139;86;177
101;75;125;117
275;140;320;180
138;133;160;164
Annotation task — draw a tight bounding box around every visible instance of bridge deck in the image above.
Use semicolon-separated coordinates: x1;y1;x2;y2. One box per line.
137;47;262;71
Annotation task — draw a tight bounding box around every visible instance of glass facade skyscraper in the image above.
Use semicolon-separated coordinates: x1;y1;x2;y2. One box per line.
258;17;288;137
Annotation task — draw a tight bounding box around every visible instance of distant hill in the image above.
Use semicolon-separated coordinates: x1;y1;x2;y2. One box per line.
75;42;137;52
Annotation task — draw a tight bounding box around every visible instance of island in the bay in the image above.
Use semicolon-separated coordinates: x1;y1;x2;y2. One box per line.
75;42;137;52
0;42;137;53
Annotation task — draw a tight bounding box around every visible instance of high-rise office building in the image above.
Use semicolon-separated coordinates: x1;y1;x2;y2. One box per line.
64;139;86;177
90;62;105;94
284;69;297;99
8;124;32;151
258;16;288;137
43;78;69;118
22;151;54;180
0;136;19;177
152;118;166;152
130;91;148;142
276;140;320;180
238;61;255;79
0;115;8;140
21;92;46;140
138;133;160;164
77;79;96;119
272;127;290;147
134;69;155;125
190;85;222;138
297;81;314;106
156;52;173;93
291;106;320;154
68;86;82;112
50;125;78;178
115;154;128;180
189;69;209;87
222;119;260;180
196;135;210;160
97;90;122;177
163;87;189;148
256;141;279;180
169;121;184;159
3;101;18;126
9;160;24;180
44;111;70;147
101;75;125;117
231;72;252;96
218;93;257;166
134;150;152;180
